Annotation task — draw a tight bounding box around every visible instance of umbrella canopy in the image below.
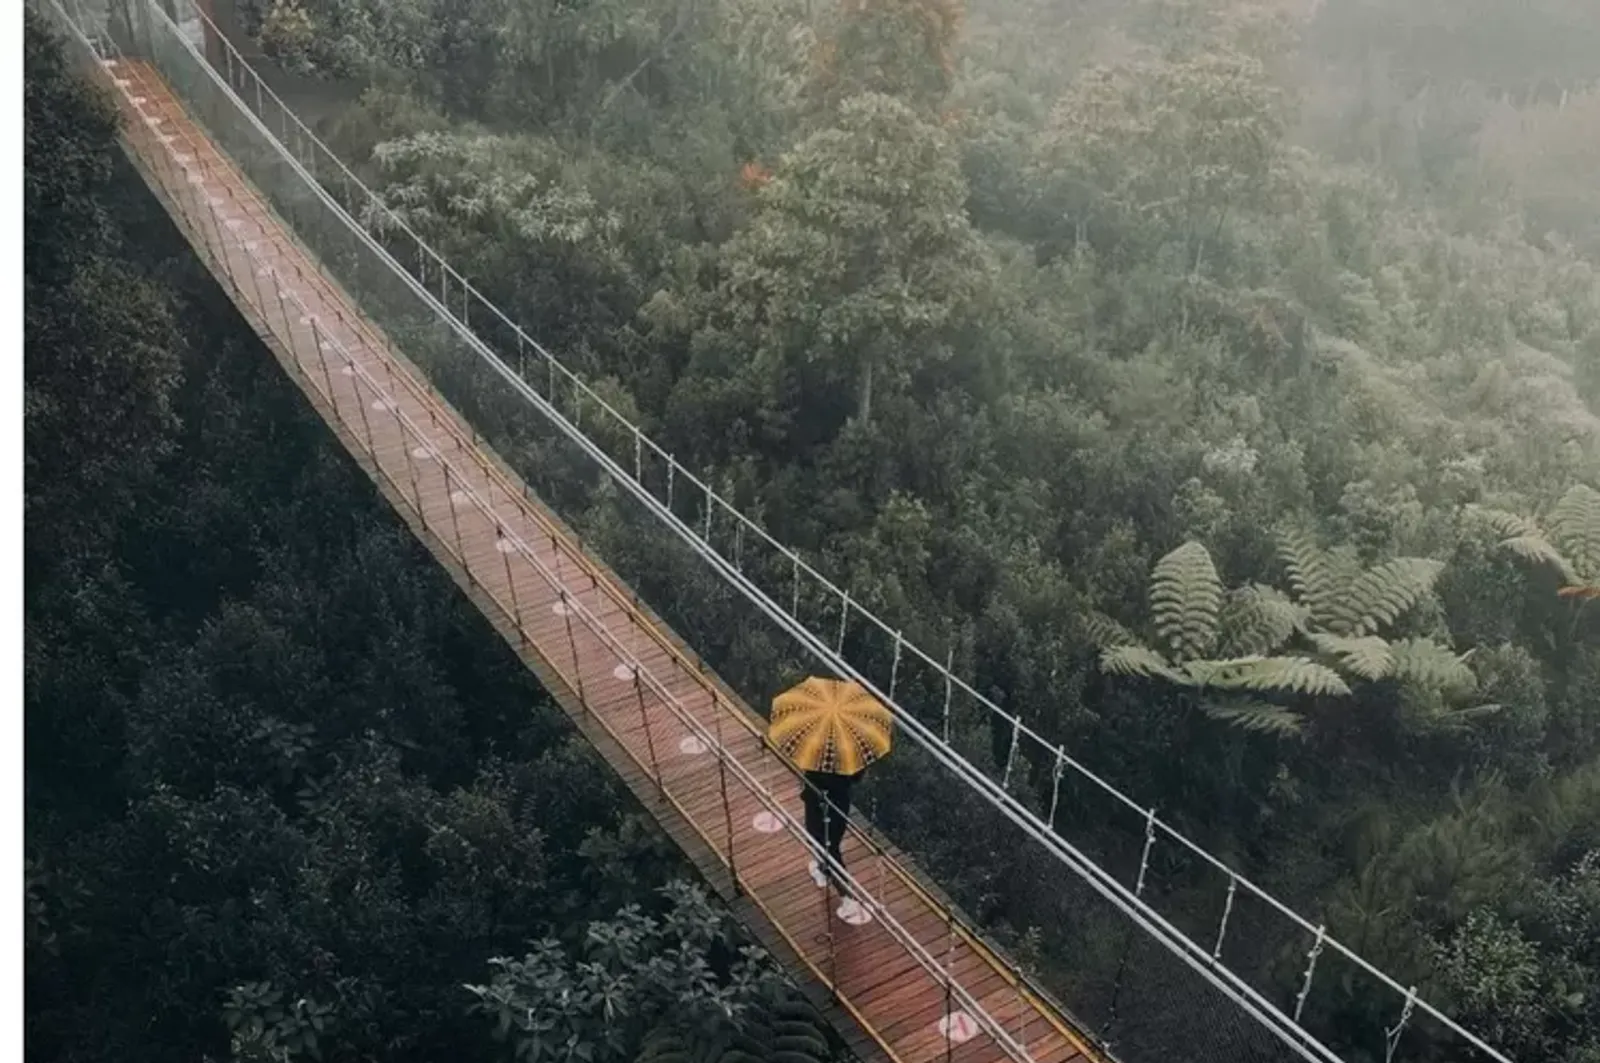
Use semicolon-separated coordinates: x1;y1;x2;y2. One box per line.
768;677;893;776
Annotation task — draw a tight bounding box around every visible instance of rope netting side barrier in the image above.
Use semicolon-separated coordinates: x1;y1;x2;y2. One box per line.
32;2;1519;1062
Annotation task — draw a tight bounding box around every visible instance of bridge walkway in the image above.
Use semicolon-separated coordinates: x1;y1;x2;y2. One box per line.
96;52;1103;1063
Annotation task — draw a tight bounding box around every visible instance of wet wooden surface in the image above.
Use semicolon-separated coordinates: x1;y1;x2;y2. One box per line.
100;56;1100;1063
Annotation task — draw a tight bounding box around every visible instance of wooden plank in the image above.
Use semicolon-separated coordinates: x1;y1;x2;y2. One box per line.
100;58;1112;1063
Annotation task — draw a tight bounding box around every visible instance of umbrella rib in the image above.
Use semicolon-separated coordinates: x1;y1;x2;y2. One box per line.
774;714;820;753
840;712;889;765
769;677;893;775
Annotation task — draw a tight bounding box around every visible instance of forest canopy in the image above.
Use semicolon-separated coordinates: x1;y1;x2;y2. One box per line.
24;0;1600;1061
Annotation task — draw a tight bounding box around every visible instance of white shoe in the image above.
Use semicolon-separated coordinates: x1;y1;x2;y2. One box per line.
837;898;871;925
808;861;827;888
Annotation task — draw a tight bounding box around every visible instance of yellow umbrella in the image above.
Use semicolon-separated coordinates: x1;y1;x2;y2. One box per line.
768;677;893;776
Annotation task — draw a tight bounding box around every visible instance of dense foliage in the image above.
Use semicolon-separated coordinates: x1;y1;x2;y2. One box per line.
215;0;1600;1058
23;17;846;1063
25;0;1600;1059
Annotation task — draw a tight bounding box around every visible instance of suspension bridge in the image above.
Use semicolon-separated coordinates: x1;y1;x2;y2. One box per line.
32;2;1521;1063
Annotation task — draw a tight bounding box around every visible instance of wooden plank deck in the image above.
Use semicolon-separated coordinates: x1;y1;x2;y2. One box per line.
98;56;1105;1063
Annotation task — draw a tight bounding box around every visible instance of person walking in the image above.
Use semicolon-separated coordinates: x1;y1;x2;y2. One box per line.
802;768;857;893
767;676;893;926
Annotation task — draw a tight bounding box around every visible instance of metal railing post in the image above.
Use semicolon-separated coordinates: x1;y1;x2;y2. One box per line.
632;668;661;788
350;374;380;460
1294;926;1327;1024
310;318;337;405
559;589;588;712
497;523;524;632
942;645;955;743
442;467;469;570
836;590;850;655
711;695;738;893
1213;875;1238;962
944;908;958;1063
266;264;298;351
888;630;903;700
1001;715;1022;791
1047;747;1066;829
824;822;839;998
241;235;271;323
198;182;236;286
396;416;427;513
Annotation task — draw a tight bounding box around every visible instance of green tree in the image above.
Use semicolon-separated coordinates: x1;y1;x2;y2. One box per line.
463;882;838;1063
24;12;183;575
811;0;965;114
670;91;992;463
1031;33;1290;273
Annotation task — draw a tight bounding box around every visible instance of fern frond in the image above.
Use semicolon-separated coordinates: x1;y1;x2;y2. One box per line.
1388;638;1478;697
1100;644;1186;684
1219;583;1309;656
1548;484;1600;582
1149;541;1223;662
1276;524;1342;624
1329;557;1445;636
1309;633;1395;680
1465;505;1543;541
1201;699;1306;737
1082;610;1137;650
1183;656;1352;697
1499;534;1579;583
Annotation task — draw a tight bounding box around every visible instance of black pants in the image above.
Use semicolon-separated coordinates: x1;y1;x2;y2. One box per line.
801;771;854;895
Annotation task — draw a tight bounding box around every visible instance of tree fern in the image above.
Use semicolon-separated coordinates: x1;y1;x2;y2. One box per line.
1276;524;1342;624
1100;643;1185;683
1309;633;1395;680
1388;638;1478;698
1082;610;1137;650
1327;557;1445;636
1183;656;1351;697
1219;583;1308;656
761;994;833;1063
1201;699;1305;737
1149;541;1223;662
655;988;836;1063
1548;484;1600;583
1466;496;1589;585
1498;533;1579;582
1465;505;1543;542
